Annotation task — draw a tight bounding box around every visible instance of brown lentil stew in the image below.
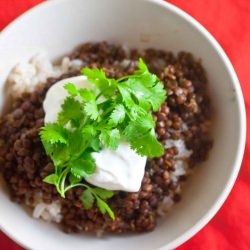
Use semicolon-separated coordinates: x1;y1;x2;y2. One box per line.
0;42;212;234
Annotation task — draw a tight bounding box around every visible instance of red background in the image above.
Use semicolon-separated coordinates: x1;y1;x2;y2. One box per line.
0;0;249;249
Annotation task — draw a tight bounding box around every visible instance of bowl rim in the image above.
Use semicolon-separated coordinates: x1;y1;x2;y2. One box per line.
0;0;246;249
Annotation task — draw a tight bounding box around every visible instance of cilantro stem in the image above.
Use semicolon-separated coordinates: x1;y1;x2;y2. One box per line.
96;91;103;100
80;115;90;129
117;73;143;83
64;183;89;193
57;167;70;198
124;107;133;120
100;105;115;119
117;75;131;82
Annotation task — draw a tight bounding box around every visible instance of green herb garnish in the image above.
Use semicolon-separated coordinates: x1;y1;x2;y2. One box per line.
39;58;166;219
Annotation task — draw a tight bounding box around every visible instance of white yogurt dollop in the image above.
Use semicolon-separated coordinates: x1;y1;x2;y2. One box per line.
43;76;93;124
43;76;146;192
88;143;146;191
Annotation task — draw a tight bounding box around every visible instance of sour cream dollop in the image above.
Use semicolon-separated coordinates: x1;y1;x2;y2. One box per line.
43;76;147;192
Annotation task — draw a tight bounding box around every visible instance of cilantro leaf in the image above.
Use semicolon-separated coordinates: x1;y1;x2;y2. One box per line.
124;113;164;157
96;197;115;220
69;159;94;178
84;99;99;120
81;125;96;135
81;188;95;209
81;68;106;82
81;187;114;220
81;68;117;97
90;135;101;152
64;82;78;96
99;129;120;150
40;123;68;144
69;173;82;185
118;58;166;112
69;151;95;178
149;82;167;111
58;97;83;126
43;173;58;185
41;140;56;156
50;144;70;168
137;57;148;72
68;129;90;156
135;58;159;86
119;76;166;112
99;130;110;148
129;129;164;157
78;88;95;102
117;83;135;108
124;113;155;138
109;104;126;125
130;105;147;120
93;187;114;199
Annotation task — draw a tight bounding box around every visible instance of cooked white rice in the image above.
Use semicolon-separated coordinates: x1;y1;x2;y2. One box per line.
8;52;83;95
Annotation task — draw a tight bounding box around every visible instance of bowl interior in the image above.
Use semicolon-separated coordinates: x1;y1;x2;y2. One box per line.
0;0;245;249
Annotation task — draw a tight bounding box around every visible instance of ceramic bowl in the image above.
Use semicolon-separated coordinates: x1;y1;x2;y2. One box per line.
0;0;246;249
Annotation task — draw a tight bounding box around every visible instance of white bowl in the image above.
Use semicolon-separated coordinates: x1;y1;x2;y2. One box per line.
0;0;246;249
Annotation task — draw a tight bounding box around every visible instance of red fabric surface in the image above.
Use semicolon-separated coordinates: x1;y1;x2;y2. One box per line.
0;0;249;249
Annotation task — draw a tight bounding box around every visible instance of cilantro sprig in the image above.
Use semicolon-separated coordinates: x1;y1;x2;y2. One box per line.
39;58;166;220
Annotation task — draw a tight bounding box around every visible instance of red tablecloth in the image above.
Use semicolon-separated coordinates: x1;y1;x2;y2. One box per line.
0;0;249;249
